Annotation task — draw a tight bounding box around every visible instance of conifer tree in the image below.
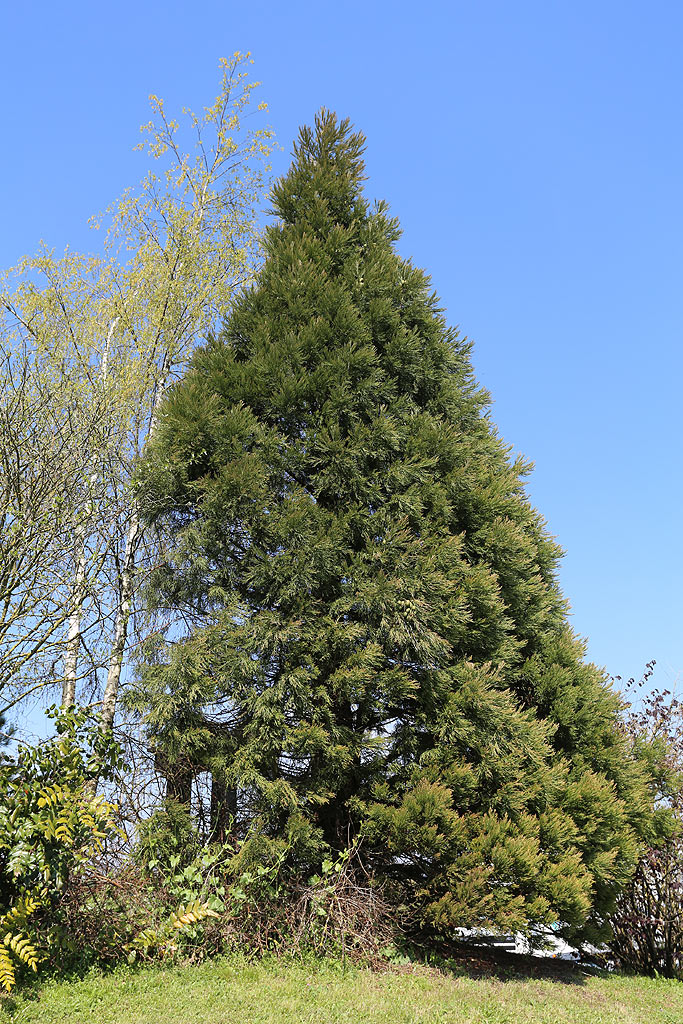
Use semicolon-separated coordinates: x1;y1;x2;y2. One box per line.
136;112;656;941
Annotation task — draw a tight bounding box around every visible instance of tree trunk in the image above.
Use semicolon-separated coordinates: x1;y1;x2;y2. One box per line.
100;513;141;730
152;747;193;807
64;329;117;709
100;358;169;733
210;773;237;842
61;524;86;706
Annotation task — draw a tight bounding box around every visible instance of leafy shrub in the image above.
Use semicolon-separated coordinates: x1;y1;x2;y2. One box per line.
134;800;201;878
0;706;121;897
127;900;220;963
0;896;41;992
132;818;394;963
54;830;395;973
214;840;395;964
609;671;683;977
52;808;232;969
0;706;121;987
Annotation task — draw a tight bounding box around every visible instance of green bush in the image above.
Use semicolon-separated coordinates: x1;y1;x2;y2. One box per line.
0;707;122;987
134;800;201;879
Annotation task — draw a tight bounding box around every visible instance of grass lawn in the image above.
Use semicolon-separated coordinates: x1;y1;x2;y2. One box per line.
1;956;682;1024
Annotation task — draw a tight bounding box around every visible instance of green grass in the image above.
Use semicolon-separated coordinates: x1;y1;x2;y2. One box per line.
1;958;682;1024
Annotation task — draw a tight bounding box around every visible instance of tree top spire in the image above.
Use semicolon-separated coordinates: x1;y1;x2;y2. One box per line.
271;109;368;227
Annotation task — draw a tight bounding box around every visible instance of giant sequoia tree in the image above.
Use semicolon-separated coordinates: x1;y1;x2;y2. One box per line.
136;112;657;942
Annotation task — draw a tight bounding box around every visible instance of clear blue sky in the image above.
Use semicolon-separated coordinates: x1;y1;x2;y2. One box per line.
2;1;681;696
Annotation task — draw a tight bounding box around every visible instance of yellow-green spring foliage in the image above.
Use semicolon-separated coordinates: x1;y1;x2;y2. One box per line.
0;708;121;987
137;112;661;945
34;784;115;854
127;901;220;962
0;897;42;993
0;709;120;894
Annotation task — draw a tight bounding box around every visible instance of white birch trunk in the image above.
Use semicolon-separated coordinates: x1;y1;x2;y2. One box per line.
100;511;140;730
61;523;86;706
62;324;117;708
99;354;170;732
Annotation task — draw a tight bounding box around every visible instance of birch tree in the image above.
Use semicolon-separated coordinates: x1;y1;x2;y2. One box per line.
0;53;273;731
0;342;106;710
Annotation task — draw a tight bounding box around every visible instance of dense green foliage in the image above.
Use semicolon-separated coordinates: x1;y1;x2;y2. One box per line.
135;112;658;943
0;709;120;904
0;709;121;988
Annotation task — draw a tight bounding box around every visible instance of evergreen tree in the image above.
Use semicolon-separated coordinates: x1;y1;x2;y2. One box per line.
135;112;656;941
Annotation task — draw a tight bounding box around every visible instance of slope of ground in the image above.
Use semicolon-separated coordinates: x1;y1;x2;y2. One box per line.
1;955;682;1024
